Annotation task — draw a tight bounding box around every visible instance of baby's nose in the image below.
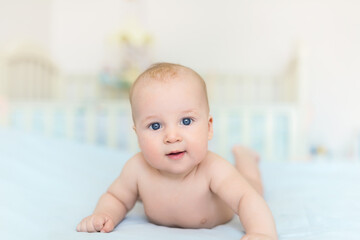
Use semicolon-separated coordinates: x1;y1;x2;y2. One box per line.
164;127;182;144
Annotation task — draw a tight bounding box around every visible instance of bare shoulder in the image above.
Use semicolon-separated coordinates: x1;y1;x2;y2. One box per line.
113;152;147;182
202;151;237;176
204;151;248;192
122;152;147;171
201;151;240;187
107;153;149;198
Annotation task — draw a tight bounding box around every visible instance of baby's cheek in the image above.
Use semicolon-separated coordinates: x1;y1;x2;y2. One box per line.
139;136;162;160
188;133;208;160
139;137;153;153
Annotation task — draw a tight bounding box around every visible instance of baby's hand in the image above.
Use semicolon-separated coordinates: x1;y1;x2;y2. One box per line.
76;213;115;233
241;233;277;240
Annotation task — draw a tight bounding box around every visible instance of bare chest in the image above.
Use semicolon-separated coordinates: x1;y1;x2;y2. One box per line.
137;175;233;228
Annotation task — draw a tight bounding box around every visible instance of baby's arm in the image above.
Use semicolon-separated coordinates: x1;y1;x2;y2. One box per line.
208;157;277;240
76;154;140;233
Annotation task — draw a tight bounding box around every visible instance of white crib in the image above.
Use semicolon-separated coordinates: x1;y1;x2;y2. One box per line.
0;100;306;162
0;43;308;162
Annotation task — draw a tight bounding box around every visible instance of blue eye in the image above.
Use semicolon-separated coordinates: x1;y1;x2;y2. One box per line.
149;122;161;130
182;118;192;126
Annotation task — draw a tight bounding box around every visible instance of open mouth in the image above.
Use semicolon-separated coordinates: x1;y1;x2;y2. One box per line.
166;151;186;160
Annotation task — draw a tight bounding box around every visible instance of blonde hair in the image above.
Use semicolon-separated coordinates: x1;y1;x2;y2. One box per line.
129;62;209;111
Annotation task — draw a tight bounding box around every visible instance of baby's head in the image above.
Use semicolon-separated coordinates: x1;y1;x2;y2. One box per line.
130;63;209;116
129;63;213;176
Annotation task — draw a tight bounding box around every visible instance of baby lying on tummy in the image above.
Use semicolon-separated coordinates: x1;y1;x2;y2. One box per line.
77;63;278;240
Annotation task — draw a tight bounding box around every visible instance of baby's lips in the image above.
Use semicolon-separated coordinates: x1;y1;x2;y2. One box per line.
166;151;186;160
166;150;186;155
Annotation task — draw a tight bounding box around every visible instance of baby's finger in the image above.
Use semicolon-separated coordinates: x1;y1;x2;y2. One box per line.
93;216;106;232
86;216;97;232
101;218;114;233
76;222;81;232
80;219;88;232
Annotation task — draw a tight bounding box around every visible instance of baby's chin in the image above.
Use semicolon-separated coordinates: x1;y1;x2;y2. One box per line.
157;164;200;178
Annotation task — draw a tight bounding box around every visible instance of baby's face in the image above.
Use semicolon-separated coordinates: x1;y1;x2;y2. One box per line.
131;73;213;177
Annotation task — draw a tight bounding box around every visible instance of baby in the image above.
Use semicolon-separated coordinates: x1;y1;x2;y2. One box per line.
77;63;278;240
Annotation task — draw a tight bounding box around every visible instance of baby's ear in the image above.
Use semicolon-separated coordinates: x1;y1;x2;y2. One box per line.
208;116;213;140
132;125;137;133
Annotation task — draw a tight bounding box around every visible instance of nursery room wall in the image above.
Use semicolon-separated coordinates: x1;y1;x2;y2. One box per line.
1;0;360;161
0;0;51;49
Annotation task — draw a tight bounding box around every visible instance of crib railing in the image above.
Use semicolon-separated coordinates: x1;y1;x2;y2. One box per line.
0;101;305;162
209;104;303;162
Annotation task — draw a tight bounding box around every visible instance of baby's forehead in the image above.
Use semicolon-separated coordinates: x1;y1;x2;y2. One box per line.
133;70;204;94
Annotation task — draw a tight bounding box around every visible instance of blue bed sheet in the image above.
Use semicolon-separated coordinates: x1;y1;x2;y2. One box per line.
1;128;359;240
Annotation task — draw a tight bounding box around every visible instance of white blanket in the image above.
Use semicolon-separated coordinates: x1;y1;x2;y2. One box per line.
1;128;359;240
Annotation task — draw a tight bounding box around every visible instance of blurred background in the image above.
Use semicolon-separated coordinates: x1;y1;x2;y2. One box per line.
0;0;359;162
